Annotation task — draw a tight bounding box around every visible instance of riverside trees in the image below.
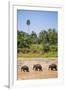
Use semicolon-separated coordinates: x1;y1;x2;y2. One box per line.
17;28;58;56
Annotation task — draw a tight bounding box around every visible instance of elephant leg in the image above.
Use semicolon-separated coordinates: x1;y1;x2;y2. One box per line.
40;68;42;71
41;68;43;71
51;67;53;70
23;69;24;72
34;68;36;71
55;67;57;71
27;69;29;72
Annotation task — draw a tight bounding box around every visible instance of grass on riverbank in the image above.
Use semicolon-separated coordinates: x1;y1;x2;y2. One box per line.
17;51;57;58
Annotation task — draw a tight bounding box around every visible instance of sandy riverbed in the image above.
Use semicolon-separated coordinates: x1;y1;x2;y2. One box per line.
17;58;58;80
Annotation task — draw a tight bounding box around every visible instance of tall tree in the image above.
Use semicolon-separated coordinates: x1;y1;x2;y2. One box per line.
48;28;57;45
26;19;30;32
39;30;49;44
30;31;38;44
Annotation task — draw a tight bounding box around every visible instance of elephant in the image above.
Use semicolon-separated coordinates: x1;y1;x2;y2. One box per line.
48;64;57;71
21;65;29;72
33;64;43;71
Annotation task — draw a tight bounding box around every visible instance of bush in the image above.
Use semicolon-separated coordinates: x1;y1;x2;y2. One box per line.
17;48;30;54
50;45;57;51
42;44;50;53
30;44;43;53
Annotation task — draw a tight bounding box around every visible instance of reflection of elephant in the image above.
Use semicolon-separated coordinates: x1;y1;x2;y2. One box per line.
33;64;43;71
21;65;29;72
48;64;57;71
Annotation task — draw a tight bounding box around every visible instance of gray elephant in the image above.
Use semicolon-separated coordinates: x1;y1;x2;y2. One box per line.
21;65;29;72
33;64;43;71
48;64;57;71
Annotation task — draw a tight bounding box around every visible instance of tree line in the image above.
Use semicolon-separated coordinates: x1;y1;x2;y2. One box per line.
17;28;58;54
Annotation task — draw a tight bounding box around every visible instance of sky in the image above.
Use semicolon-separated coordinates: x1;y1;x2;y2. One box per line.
17;10;58;35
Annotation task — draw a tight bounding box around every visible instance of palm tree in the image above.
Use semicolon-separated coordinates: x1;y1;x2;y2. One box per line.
26;19;30;33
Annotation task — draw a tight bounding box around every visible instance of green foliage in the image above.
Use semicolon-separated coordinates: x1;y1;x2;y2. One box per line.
17;51;57;58
42;44;50;53
39;30;49;44
17;28;58;58
30;44;43;53
17;48;30;54
48;28;57;45
17;30;31;48
50;45;58;52
30;31;38;44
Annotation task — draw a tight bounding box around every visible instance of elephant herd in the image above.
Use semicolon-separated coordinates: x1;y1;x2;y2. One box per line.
21;64;57;72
